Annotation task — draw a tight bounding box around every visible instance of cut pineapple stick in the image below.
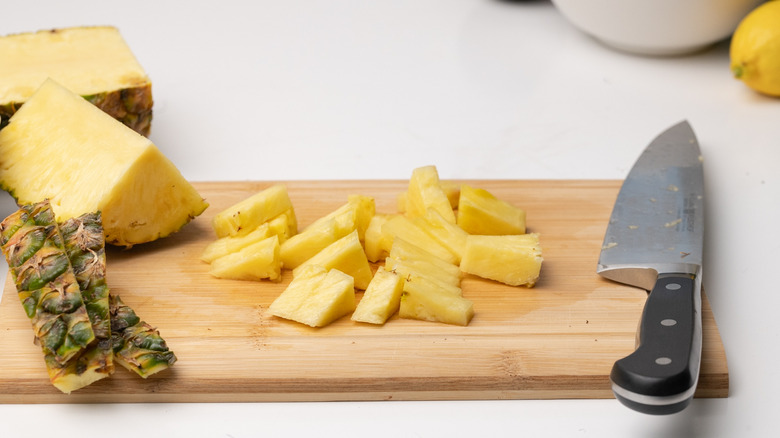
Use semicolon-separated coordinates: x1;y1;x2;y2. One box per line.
352;266;404;325
387;238;463;280
411;208;469;264
385;258;462;293
209;235;282;281
269;266;356;328
460;233;543;287
406;165;456;223
292;230;373;290
109;294;177;378
457;184;526;235
0;200;95;366
212;184;294;238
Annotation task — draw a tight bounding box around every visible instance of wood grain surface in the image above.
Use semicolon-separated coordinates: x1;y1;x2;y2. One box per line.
0;180;728;403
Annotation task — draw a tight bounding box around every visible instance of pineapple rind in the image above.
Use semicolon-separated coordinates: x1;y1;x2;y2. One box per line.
0;200;96;366
109;294;177;378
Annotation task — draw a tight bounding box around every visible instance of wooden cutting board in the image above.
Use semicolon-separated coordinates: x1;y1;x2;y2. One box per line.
0;180;728;403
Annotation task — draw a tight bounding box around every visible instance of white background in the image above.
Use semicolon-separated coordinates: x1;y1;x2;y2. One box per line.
1;1;778;436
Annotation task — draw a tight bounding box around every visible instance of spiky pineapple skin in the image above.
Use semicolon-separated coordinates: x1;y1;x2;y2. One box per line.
0;200;95;366
109;295;177;378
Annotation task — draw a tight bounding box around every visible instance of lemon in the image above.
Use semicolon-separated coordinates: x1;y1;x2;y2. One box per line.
730;1;780;97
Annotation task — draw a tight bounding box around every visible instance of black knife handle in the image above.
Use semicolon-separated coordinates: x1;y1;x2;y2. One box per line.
610;273;702;415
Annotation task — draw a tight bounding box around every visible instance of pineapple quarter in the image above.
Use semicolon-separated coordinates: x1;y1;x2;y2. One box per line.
0;79;208;247
460;233;543;287
0;26;153;135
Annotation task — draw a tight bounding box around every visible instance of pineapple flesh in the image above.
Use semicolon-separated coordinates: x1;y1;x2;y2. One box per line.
406;165;456;223
457;184;526;235
0;78;208;247
460;233;543;287
209;235;282;282
0;200;95;365
269;266;356;328
212;184;294;238
0;26;153;135
292;230;373;290
352;266;404;325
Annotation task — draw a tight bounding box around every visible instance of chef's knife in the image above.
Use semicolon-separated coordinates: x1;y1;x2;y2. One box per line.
597;120;704;415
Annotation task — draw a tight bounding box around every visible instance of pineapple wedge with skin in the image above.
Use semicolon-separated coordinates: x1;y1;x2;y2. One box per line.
280;195;374;269
457;184;526;235
212;184;294;238
352;266;404;325
109;294;177;378
0;79;208;247
0;26;153;135
406;165;456;223
0;200;95;365
201;212;294;263
292;230;372;290
269;265;356;328
460;233;543;287
210;235;282;282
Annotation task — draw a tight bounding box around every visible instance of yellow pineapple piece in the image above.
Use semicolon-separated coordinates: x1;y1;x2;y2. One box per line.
0;79;207;247
201;212;296;263
212;184;294;238
399;278;474;326
268;209;298;243
351;266;404;325
364;214;391;263
280;195;374;269
460;233;542;287
406;165;456;223
457;184;526;235
381;215;458;264
209;235;282;281
411;208;469;264
292;230;373;290
387;238;463;281
397;180;459;213
387;260;463;296
269;266;356;328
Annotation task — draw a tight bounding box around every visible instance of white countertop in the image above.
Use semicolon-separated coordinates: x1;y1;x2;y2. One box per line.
1;1;778;436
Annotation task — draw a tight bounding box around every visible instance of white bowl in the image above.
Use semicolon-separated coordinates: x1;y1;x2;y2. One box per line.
551;0;764;56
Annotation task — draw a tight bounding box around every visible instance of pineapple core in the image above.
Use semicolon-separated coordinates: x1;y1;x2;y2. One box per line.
0;79;208;247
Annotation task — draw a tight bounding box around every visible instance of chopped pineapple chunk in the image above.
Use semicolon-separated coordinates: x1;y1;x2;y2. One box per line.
399;279;474;326
411;208;469;264
280;195;375;269
460;233;542;287
209;235;282;281
406;165;456;223
352;266;404;325
212;184;294;238
457;184;526;235
292;230;373;290
201;212;295;263
364;214;392;263
269;266;356;327
381;215;458;264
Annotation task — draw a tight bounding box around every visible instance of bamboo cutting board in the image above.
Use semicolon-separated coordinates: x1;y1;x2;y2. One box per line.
0;180;728;403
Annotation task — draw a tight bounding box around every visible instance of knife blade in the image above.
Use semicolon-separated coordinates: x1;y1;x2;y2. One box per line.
597;120;704;415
